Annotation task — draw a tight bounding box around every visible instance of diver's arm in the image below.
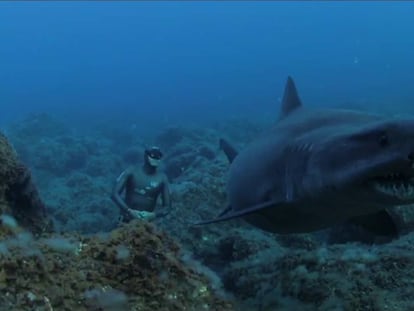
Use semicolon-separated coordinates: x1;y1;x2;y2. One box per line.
111;169;132;214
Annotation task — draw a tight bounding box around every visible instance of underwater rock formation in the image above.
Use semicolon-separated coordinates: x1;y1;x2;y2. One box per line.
219;231;414;311
0;132;50;234
154;126;218;180
0;219;232;310
8;113;68;142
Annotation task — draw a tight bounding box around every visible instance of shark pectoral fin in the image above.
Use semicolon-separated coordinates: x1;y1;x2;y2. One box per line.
217;205;233;217
348;210;398;237
193;200;283;226
192;205;235;226
219;138;238;164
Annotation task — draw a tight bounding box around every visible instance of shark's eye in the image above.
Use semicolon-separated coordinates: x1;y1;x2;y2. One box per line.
378;133;389;147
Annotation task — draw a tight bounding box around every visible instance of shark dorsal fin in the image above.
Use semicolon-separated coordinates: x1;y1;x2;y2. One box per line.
280;76;302;119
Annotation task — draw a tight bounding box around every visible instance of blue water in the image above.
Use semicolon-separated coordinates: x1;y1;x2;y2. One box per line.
1;1;413;130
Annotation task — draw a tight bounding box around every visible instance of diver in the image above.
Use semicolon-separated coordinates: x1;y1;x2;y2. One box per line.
111;146;171;222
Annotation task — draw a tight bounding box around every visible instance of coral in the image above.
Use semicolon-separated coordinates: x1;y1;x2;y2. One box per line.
30;137;89;174
44;173;117;233
218;237;414;311
0;219;233;310
0;132;20;202
0;132;50;235
84;154;123;177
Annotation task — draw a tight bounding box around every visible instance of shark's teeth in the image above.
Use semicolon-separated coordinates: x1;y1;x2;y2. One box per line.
374;181;414;200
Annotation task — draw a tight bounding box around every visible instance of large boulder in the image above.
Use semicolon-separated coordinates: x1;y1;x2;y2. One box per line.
0;132;51;234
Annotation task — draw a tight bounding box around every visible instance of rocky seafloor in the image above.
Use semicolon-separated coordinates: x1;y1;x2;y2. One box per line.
2;112;414;310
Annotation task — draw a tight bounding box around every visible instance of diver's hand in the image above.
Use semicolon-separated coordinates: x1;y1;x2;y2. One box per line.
128;209;156;221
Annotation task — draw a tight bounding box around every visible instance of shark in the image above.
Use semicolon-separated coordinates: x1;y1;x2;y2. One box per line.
198;76;414;236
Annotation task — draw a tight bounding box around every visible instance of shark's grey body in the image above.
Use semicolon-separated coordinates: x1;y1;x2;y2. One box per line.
199;77;414;235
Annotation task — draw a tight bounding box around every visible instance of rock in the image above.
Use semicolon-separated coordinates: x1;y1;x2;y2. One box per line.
0;220;233;310
0;131;51;235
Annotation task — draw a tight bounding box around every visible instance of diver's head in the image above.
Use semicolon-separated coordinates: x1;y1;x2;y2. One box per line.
144;146;163;168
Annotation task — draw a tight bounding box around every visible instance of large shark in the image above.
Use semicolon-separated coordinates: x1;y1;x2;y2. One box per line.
198;76;414;236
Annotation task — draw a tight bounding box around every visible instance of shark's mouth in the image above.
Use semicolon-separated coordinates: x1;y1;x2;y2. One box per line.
372;173;414;200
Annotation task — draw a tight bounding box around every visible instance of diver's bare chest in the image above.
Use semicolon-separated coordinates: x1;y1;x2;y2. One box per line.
129;172;162;195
